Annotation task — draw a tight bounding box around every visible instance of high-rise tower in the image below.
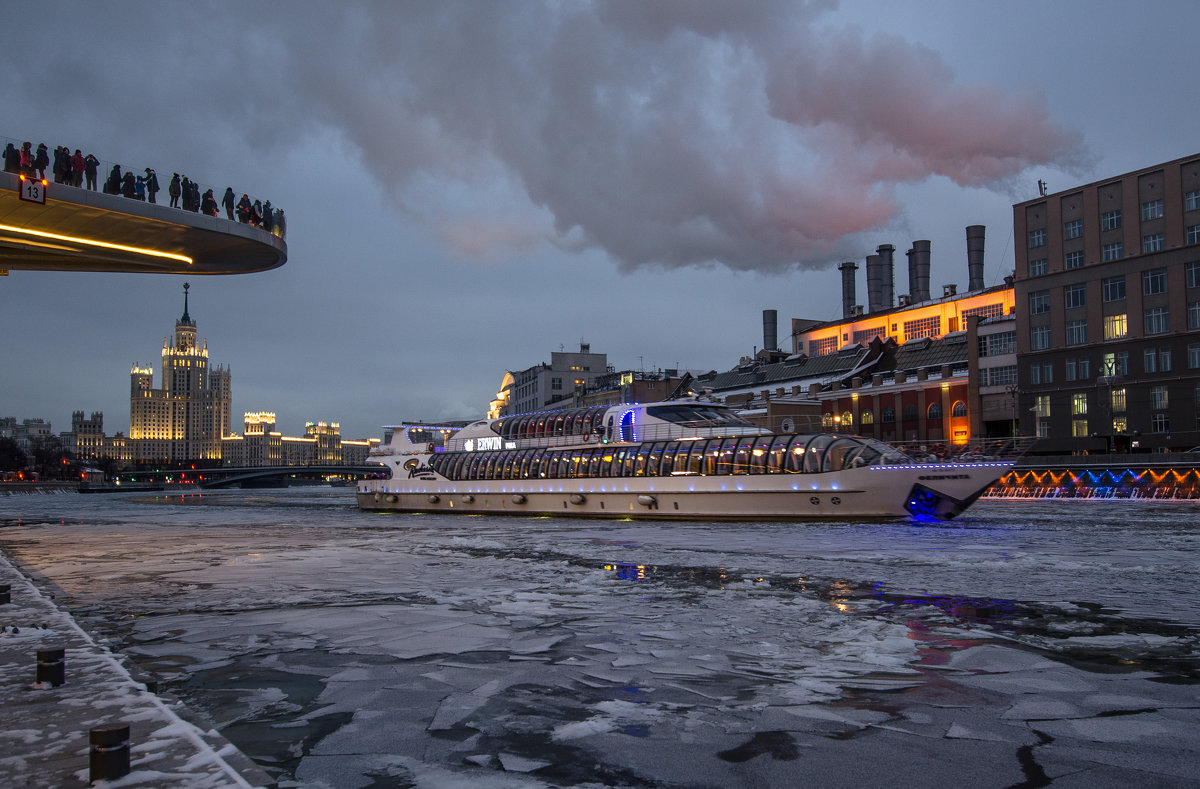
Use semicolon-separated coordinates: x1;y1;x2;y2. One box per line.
129;283;232;464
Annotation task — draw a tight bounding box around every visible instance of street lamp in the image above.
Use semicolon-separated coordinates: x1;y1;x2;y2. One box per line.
1005;384;1021;437
1097;357;1117;454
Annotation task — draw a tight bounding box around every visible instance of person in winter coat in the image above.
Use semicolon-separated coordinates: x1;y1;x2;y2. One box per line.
201;189;219;216
222;187;235;220
104;164;122;195
20;142;34;176
121;171;137;198
84;154;99;190
34;143;49;179
168;173;181;208
144;168;160;203
52;146;67;184
3;143;18;173
235;194;252;223
262;200;273;232
71;150;86;187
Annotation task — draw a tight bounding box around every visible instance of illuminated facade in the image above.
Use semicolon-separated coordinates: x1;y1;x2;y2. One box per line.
129;284;232;464
221;413;379;467
494;343;611;417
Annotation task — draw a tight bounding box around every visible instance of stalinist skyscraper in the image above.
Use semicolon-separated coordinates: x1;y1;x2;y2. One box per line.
130;284;231;464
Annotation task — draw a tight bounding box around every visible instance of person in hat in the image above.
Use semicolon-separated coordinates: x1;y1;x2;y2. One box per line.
144;168;160;203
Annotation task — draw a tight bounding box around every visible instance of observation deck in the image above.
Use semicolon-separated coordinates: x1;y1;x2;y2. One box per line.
0;171;286;275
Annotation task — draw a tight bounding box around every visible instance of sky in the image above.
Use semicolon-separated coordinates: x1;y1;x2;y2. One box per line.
1;0;1195;440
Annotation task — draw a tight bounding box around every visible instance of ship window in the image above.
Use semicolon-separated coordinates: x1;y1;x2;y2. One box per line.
659;442;676;476
465;454;484;480
732;437;755;475
803;434;834;473
553;414;566;437
645;442;667;476
784;436;806;473
571;412;586;435
823;438;857;472
748;436;773;474
450;453;470;480
597;451;614;477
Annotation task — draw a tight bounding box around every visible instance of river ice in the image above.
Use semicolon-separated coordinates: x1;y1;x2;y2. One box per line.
1;489;1197;787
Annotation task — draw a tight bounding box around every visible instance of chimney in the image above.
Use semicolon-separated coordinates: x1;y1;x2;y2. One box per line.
865;253;882;313
762;309;778;351
966;225;986;291
908;240;931;302
877;244;895;311
838;261;858;319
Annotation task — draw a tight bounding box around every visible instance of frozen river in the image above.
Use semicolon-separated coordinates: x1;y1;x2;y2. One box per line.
1;488;1198;787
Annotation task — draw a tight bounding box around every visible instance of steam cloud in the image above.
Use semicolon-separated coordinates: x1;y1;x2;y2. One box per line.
18;0;1085;274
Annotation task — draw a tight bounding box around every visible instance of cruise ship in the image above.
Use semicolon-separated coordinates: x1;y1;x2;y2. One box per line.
356;400;1019;521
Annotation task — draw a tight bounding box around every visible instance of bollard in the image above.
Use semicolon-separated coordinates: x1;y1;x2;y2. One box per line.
35;648;65;687
0;583;10;604
89;725;131;783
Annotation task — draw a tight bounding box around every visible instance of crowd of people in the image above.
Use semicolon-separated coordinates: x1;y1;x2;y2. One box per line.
2;138;284;238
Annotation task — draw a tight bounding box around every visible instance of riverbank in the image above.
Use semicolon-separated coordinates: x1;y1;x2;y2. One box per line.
0;549;274;787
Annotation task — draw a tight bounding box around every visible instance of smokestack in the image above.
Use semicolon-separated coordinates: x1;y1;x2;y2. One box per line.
908;240;931;303
966;225;986;291
838;261;858;319
877;244;895;311
865;253;882;313
762;309;778;351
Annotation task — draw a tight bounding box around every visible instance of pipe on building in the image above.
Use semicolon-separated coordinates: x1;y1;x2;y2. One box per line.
966;225;986;292
877;244;895;312
865;254;882;313
909;240;931;303
838;261;858;319
762;309;778;351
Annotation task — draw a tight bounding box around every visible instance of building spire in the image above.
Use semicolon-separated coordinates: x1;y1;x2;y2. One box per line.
180;282;194;326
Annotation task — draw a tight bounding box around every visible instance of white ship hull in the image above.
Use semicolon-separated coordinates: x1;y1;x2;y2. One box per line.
357;461;1009;520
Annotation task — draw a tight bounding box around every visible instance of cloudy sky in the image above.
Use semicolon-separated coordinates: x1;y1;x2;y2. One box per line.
1;0;1195;440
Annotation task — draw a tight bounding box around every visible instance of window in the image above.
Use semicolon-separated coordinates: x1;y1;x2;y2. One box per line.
1031;325;1052;350
1103;314;1127;340
1101;209;1122;231
853;326;885;344
860;411;874;425
1144;348;1158;373
1102;275;1126;302
985;366;1017;386
1103;242;1123;261
927;402;942;420
1029;257;1048;277
903;315;942;340
1113;415;1128;434
1065;357;1079;381
1029;290;1050;314
1141;199;1164;221
1143;268;1167;295
551;377;562;390
882;407;895;423
1187;190;1200;211
1152;413;1170;433
1144;306;1169;335
1102;351;1128;376
1143;233;1165;253
1111;387;1126;412
1161;349;1172;372
1063;219;1082;240
1072;419;1090;438
902;405;918;421
1034;395;1050;418
1064;283;1086;308
1066;319;1087;345
1065;250;1084;269
1072;393;1088;416
1029;228;1046;248
840;411;854;428
1152;385;1168;410
1030;362;1053;384
979;331;1016;357
1189;262;1200;288
809;336;838;356
1190;343;1200;369
1190;225;1200;245
962;303;1005;320
952;401;967;418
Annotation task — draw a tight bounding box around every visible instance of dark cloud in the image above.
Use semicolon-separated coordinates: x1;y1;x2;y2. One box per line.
9;1;1083;275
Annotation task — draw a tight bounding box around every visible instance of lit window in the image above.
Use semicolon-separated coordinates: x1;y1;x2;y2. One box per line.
1111;387;1126;412
903;315;942;340
1103;242;1123;261
1029;257;1048;277
1072;393;1088;416
1141;199;1164;221
1034;395;1050;418
1143;233;1165;253
1101;209;1122;231
1103;314;1127;340
1063;219;1082;240
1072;419;1089;438
1029;228;1046;248
1102;275;1126;302
1065;250;1084;269
860;411;874;425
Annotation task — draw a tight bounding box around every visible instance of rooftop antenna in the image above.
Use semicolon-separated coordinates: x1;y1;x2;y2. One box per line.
1037;179;1048;197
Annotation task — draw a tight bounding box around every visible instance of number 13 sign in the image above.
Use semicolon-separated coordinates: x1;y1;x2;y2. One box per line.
19;175;47;204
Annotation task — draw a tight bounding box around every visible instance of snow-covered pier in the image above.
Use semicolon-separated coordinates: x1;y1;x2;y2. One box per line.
0;551;273;788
